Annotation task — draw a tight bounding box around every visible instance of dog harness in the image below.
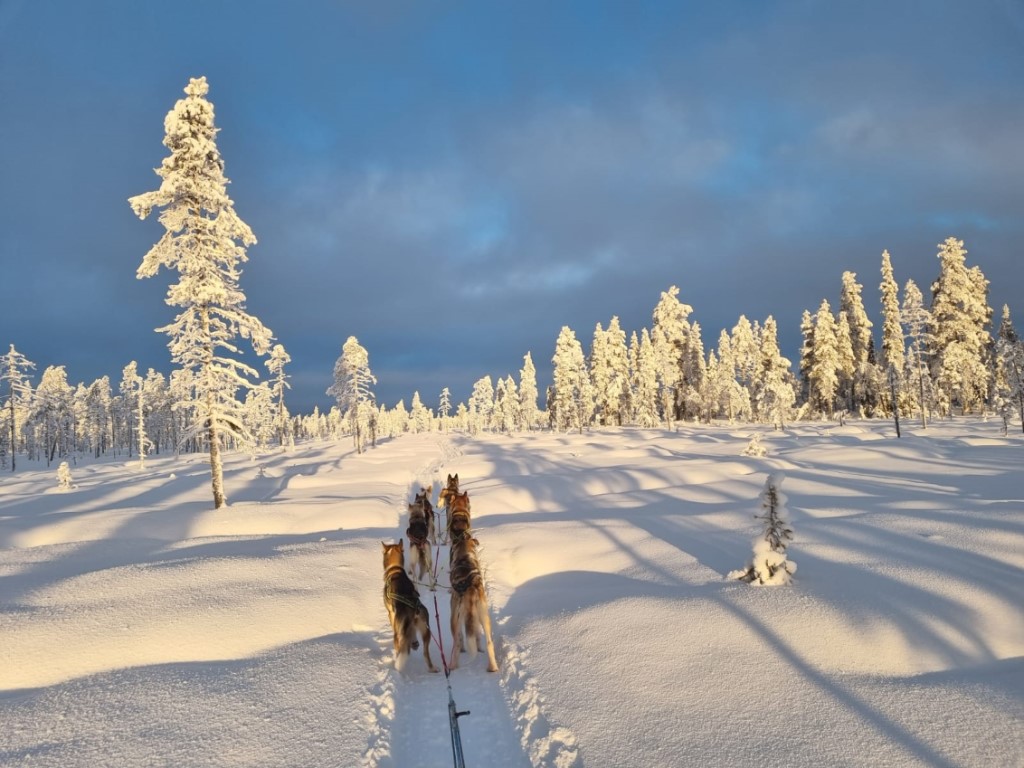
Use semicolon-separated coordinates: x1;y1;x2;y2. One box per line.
384;565;422;611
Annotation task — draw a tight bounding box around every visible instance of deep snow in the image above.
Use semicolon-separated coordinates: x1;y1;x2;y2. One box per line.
1;420;1021;767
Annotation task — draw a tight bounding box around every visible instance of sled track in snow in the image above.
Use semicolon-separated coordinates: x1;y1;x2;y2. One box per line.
362;434;581;768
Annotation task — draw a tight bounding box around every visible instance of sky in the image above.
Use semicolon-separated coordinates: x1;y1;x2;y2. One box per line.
1;1;1022;413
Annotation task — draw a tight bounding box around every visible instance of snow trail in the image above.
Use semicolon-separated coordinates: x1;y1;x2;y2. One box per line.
363;432;538;768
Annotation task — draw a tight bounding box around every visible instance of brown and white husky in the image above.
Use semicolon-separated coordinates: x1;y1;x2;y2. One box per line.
448;534;498;673
438;473;460;542
381;541;438;674
405;492;434;582
446;490;473;544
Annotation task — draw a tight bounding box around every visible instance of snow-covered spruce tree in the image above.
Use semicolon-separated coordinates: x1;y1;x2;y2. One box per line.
552;326;595;433
56;461;74;491
518;352;540;431
410;391;432;434
651;286;695;427
327;336;377;454
995;305;1024;433
741;432;767;457
121;362;150;469
1;344;35;470
809;300;840;418
265;344;292;448
243;382;276;452
834;311;856;416
902;279;934;428
840;271;877;413
715;328;751;423
82;376;112;458
929;237;993;415
731;315;760;412
798;309;815;407
728;473;796;586
33;366;74;465
879;250;905;423
129;77;273;508
438;387;452;432
631;329;661;427
502;375;521;433
682;321;707;420
753;317;795;429
468;375;495;434
590;316;630;426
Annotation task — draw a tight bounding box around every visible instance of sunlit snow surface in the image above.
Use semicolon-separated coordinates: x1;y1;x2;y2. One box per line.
1;421;1021;767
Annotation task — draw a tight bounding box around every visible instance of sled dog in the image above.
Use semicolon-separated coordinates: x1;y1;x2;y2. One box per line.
448;534;498;672
446;490;472;543
414;484;436;544
381;541;438;674
438;473;459;541
405;494;434;582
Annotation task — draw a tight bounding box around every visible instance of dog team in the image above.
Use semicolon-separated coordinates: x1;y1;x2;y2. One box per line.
382;473;499;674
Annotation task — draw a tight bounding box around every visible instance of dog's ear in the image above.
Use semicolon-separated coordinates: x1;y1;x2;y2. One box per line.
453;473;459;484
381;541;387;551
398;539;404;550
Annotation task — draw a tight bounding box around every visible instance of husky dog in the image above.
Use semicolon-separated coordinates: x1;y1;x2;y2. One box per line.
382;541;438;674
448;534;498;672
446;490;472;544
414;484;436;544
406;494;434;582
438;473;460;541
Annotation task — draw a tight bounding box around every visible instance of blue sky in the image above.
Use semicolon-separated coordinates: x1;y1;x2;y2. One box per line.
1;1;1022;412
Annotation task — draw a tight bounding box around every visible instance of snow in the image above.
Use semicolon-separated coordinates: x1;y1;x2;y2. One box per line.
1;420;1022;767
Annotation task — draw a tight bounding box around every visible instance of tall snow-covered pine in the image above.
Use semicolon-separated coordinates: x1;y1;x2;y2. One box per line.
129;76;273;508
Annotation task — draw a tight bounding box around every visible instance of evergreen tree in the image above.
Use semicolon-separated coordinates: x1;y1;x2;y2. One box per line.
929;237;993;414
650;286;694;428
632;329;660;427
551;326;594;433
495;375;520;434
121;361;150;468
902;280;934;428
809;300;840;417
32;365;74;465
410;391;432;434
438;387;452;431
728;473;796;586
879;250;905;416
682;322;707;421
327;336;377;453
518;353;540;430
840;271;877;411
469;376;495;434
835;311;856;414
83;376;113;458
0;344;35;470
755;317;795;429
798;309;815;407
995;305;1024;433
731;316;760;414
590;316;630;426
265;344;292;448
716;328;751;423
243;382;276;451
129;76;273;508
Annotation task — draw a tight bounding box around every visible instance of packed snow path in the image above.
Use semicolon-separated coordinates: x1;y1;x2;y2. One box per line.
362;435;552;768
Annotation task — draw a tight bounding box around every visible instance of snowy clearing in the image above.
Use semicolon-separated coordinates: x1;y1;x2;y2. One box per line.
1;420;1022;767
